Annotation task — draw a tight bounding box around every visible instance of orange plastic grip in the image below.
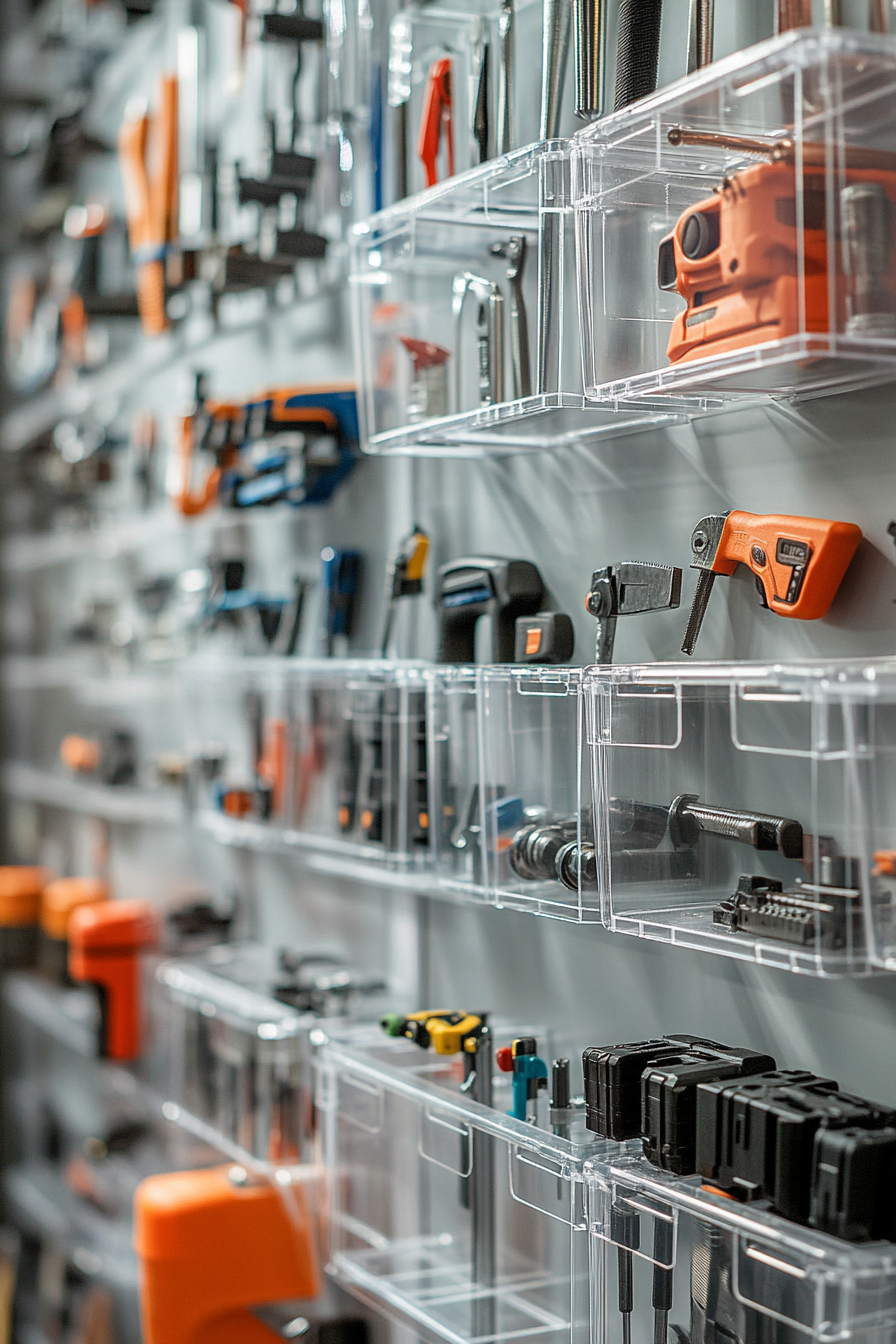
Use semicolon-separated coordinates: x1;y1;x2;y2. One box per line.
714;511;862;620
417;57;453;188
134;1165;321;1344
68;899;158;1061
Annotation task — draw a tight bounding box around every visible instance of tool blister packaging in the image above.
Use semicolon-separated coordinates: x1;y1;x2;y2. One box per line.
318;1026;600;1344
572;27;896;405
479;667;599;920
586;660;896;976
187;658;427;867
587;1154;896;1344
352;141;677;455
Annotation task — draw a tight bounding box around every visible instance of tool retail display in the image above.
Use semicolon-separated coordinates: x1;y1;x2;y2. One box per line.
436;556;546;663
586;562;682;663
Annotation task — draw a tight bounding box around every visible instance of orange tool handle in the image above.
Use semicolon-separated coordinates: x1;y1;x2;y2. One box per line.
713;510;861;620
417;57;453;188
173;414;221;517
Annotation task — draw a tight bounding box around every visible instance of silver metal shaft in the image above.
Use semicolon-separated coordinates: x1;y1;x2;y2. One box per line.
498;0;514;154
574;0;607;117
470;1029;496;1342
595;613;617;664
681;569;715;656
686;0;714;73
541;0;572;139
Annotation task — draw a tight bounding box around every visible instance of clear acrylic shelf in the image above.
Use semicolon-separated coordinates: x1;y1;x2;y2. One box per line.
317;1027;601;1344
587;1153;896;1344
572;28;896;407
586;659;896;976
352;143;697;457
1;761;186;826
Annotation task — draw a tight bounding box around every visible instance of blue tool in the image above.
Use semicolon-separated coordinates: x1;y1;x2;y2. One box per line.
321;547;363;655
497;1037;549;1122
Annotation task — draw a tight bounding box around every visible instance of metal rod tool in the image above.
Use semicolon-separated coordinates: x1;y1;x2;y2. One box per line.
574;0;608;117
541;0;572;138
614;0;663;111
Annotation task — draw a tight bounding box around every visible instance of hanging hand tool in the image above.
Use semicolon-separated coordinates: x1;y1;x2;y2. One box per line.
497;1037;548;1122
257;10;326;43
513;611;575;663
490;237;531;399
498;0;514;154
574;0;608;118
321;548;363;655
418;58;454;188
686;0;714;72
452;272;505;407
117;76;179;336
586;562;682;663
541;0;571;137
400;337;450;420
436;556;545;662
381;525;430;656
614;0;663;111
474;44;490;162
680;509;861;656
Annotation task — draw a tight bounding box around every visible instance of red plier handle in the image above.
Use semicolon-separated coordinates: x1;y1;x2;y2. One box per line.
418;57;454;188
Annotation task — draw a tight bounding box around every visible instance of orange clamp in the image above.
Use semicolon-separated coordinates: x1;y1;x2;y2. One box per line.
0;866;47;929
417;58;454;189
68;899;159;1061
134;1165;321;1344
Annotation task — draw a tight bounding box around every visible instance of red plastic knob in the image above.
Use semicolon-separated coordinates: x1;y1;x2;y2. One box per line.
496;1046;513;1073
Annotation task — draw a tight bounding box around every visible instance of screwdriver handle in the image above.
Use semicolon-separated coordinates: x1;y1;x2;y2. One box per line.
714;511;861;621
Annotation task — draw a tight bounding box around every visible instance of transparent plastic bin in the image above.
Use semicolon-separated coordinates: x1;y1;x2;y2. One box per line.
587;1154;896;1344
352;142;688;456
318;1027;602;1344
185;658;430;866
480;667;598;920
156;944;390;1168
586;660;896;977
572;28;896;405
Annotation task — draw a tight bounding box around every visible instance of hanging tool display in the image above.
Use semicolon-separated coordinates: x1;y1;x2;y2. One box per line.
418;58;454;188
659;127;896;364
117;76;179;336
497;0;514;155
436;556;546;662
496;1036;548;1122
173;383;359;518
490;237;531;399
321;547;363;655
381;525;430;656
574;0;608;118
586;562;682;663
680;509;862;656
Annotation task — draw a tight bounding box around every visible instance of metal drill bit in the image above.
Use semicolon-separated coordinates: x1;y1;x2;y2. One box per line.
681;569;716;656
498;0;514;154
614;0;663;111
686;0;714;72
575;0;608;117
541;0;572;138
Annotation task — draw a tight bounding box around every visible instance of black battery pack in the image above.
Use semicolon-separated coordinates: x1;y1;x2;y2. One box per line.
641;1041;776;1175
583;1034;770;1143
696;1072;896;1226
811;1125;896;1242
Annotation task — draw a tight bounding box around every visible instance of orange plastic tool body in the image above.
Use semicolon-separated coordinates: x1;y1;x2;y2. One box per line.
68;899;159;1061
134;1165;321;1344
0;867;47;929
707;511;861;620
662;158;896;364
417;57;454;188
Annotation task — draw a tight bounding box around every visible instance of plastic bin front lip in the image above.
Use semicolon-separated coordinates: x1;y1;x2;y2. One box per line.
570;27;896;153
322;1037;607;1167
587;1155;896;1271
583;656;896;695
